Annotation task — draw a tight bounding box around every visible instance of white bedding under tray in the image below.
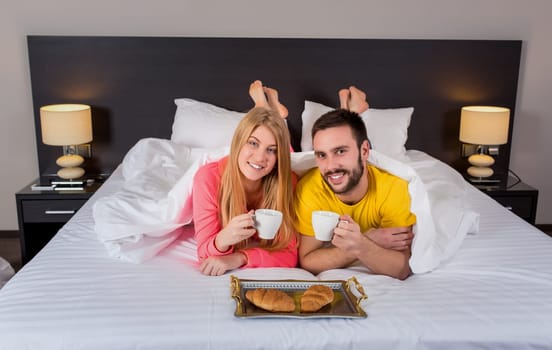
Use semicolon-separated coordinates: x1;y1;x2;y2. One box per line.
1;155;552;350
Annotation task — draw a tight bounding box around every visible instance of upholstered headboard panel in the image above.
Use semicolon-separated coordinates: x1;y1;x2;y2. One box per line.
27;36;521;177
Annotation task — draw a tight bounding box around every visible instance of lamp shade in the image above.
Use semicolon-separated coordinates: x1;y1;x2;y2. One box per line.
459;106;510;145
40;104;92;146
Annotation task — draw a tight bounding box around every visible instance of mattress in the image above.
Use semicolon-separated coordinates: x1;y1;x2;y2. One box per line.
1;154;551;350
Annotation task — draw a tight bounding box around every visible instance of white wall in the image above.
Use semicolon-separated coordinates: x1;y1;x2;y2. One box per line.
1;0;551;228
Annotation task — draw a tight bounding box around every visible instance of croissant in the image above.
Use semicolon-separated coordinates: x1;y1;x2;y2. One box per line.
245;288;295;312
300;285;334;312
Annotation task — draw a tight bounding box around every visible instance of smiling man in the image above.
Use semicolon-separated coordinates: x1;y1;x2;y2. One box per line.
294;106;416;280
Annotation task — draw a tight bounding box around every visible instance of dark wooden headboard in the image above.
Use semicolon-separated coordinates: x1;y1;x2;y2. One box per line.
27;36;521;178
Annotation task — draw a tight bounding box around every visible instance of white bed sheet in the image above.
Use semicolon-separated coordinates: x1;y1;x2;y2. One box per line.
1;155;552;350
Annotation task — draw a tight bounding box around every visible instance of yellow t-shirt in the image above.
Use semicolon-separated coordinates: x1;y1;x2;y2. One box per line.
294;165;416;236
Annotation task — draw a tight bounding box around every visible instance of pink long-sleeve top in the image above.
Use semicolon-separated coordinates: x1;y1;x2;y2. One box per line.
192;157;297;268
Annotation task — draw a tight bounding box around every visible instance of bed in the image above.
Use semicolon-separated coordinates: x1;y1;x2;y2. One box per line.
1;36;551;350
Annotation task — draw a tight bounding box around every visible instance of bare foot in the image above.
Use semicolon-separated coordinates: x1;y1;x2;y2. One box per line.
338;89;350;110
249;80;269;109
264;87;288;119
348;86;369;114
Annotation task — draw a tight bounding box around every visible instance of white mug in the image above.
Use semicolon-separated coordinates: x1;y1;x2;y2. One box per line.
312;211;340;241
254;209;283;239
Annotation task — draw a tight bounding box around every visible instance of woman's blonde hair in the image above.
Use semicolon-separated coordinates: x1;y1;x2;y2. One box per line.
219;107;295;251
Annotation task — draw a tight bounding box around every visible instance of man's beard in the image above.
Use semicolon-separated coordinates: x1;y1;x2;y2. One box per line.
322;155;365;195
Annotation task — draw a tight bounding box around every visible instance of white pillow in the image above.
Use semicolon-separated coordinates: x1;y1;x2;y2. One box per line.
300;100;413;159
171;98;245;148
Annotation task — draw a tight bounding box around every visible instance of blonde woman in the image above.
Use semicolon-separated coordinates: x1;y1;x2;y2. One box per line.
192;81;296;276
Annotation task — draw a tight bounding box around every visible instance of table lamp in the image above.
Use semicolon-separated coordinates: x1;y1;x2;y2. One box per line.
459;106;510;180
40;104;93;180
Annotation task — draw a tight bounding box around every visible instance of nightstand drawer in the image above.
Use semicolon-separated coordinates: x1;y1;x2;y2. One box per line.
16;178;103;265
494;196;533;219
478;178;538;225
21;199;87;223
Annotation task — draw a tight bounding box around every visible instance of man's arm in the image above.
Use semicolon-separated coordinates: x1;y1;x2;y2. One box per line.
367;227;414;251
332;217;411;280
345;235;411;280
298;235;357;275
299;217;412;280
299;232;411;279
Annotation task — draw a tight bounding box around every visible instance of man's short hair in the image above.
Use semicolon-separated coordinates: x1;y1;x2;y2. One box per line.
312;108;369;149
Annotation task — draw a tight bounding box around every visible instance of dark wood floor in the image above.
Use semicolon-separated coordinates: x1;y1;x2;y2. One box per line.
0;232;21;272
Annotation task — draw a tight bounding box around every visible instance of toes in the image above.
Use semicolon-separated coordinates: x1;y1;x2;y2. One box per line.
265;87;288;119
250;80;263;92
277;103;289;119
338;89;350;110
348;86;369;114
349;86;366;99
249;80;268;108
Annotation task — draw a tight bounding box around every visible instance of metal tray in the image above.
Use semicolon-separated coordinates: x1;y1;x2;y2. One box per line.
230;275;367;319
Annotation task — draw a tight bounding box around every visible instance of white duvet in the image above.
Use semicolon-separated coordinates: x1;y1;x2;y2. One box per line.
93;138;479;273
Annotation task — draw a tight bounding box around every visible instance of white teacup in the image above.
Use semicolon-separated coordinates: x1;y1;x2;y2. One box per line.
312;211;340;241
254;209;283;239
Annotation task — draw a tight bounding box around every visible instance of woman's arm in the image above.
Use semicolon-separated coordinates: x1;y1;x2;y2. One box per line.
241;235;298;268
193;161;256;260
192;162;233;259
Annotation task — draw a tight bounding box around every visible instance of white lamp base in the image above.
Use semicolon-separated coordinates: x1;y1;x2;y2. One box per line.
57;167;85;179
467;166;494;178
56;154;85;180
467;153;495;178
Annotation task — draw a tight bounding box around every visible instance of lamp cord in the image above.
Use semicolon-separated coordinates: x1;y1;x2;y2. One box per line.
507;169;522;188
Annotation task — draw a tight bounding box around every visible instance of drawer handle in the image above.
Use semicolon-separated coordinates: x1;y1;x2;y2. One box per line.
45;210;76;215
504;206;513;211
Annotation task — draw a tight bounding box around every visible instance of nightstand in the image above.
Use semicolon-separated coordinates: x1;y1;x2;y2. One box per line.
15;178;102;265
476;176;538;224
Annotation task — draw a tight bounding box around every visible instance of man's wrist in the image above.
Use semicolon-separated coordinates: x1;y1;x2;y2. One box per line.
330;245;358;265
364;228;376;239
351;234;373;258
